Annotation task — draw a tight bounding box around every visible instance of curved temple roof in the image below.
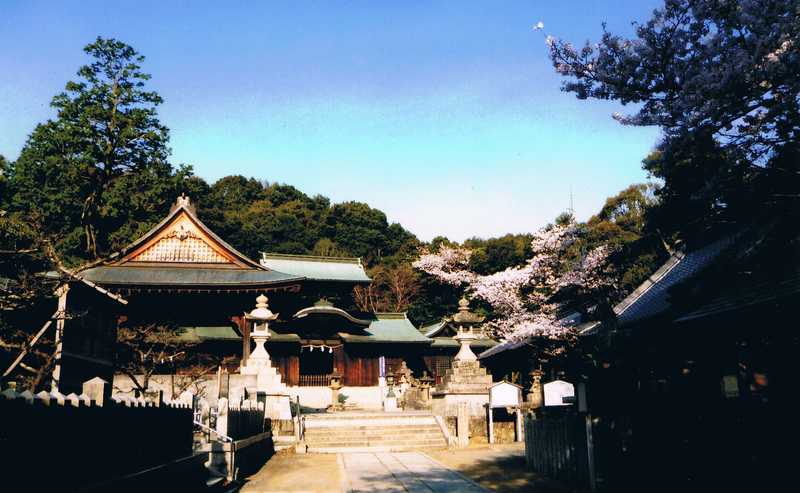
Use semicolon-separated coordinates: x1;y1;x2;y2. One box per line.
293;305;372;326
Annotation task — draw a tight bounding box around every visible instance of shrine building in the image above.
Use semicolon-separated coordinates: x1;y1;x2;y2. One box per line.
58;196;494;408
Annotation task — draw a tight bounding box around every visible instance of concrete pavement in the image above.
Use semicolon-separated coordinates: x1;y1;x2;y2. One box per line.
240;451;490;493
341;452;488;493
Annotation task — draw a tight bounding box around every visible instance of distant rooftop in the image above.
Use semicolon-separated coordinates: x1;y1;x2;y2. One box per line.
260;253;371;283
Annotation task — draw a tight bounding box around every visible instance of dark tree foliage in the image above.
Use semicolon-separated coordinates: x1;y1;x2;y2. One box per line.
548;0;800;242
464;234;534;275
6;37;187;263
549;0;800;163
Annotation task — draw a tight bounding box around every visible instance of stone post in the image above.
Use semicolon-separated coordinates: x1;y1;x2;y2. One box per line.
82;376;108;407
456;402;470;448
216;397;229;439
329;370;343;411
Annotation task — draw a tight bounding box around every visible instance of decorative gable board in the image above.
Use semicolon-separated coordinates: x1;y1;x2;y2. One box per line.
120;211;246;267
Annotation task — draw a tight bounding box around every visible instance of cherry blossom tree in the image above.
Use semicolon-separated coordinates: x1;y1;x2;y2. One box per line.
414;221;613;344
545;0;800;165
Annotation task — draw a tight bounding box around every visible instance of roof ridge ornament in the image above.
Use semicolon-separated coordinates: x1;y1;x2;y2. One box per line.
171;193;196;214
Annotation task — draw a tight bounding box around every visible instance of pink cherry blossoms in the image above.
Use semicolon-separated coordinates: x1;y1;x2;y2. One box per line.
413;222;613;342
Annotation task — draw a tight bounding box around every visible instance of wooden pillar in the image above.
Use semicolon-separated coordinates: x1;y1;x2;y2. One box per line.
50;284;70;392
236;314;251;366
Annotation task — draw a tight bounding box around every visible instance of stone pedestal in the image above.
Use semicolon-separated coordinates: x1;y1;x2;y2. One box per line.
431;359;492;416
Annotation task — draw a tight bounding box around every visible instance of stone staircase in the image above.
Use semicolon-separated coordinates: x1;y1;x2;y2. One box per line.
302;412;448;453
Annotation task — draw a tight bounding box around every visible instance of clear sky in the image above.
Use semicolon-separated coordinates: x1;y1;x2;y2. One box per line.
0;1;663;242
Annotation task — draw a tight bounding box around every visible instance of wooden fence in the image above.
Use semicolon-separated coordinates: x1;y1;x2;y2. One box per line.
0;384;195;492
298;373;331;387
226;404;267;440
524;412;596;490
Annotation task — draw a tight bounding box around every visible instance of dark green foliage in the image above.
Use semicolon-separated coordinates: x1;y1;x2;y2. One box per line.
464;234;534;275
6;37;182;263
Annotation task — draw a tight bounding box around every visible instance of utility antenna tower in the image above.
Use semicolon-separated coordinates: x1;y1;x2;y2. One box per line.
568;186;575;217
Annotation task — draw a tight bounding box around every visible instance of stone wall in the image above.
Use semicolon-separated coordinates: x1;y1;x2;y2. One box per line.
444;412;521;444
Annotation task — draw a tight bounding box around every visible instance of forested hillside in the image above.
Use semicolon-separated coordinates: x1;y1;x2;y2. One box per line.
0;39;671;332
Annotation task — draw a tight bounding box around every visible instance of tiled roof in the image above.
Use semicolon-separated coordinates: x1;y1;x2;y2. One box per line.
420;320;447;337
676;273;800;322
478;315;595;359
176;326;299;343
260;253;371;283
79;266;302;286
430;337;497;349
339;313;433;344
614;236;737;327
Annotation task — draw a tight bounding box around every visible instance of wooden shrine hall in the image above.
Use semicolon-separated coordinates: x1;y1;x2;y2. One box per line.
60;196;441;402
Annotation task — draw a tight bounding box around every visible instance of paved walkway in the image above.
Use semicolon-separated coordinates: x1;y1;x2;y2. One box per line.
240;451;490;493
341;452;489;493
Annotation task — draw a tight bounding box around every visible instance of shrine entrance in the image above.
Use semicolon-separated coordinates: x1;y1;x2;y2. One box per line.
298;340;339;386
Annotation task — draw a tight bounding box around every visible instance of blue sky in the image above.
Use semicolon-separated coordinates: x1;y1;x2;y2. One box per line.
0;1;663;241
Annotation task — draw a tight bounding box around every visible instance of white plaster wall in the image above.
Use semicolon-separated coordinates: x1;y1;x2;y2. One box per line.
113;373;385;410
288;386;384;410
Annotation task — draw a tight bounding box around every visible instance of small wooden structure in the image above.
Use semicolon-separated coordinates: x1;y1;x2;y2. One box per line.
487;380;523;444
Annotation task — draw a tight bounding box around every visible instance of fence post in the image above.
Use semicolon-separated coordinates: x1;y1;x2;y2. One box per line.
82;377;108;407
585;413;596;492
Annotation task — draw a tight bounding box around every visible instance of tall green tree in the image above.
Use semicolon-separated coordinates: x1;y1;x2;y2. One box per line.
8;37;177;261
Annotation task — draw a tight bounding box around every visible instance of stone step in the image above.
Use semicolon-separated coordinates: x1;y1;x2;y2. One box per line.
307;443;446;454
307;438;446;447
302;411;430;420
305;432;444;443
306;426;440;436
304;424;442;432
305;419;437;429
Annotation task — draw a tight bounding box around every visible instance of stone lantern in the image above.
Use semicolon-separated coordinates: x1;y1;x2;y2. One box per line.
239;294;289;421
328;368;343;411
527;368;545;410
430;297;493;437
418;371;434;402
243;294;278;369
452;297;485;362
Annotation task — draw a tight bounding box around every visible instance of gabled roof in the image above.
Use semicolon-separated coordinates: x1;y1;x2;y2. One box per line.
260;253;371;283
111;195;262;269
76;197;303;289
338;313;433;344
614;235;737;327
